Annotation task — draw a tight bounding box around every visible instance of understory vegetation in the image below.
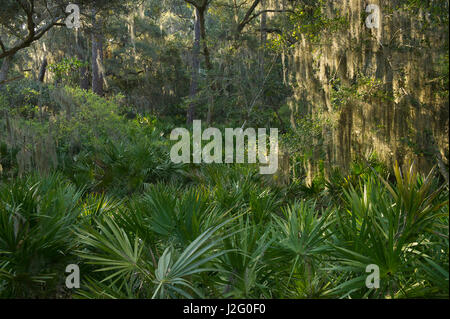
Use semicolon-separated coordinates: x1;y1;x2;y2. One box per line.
0;85;448;299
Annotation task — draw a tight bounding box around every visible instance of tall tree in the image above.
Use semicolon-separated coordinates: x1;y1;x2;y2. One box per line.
91;7;104;96
37;56;48;82
187;7;201;124
85;0;130;95
76;32;90;90
185;0;212;70
0;56;12;86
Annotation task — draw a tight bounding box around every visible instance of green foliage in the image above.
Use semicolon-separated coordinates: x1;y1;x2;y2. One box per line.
271;201;333;298
0;84;182;187
269;0;348;49
291;1;348;43
400;0;449;27
282;113;327;165
48;58;88;86
331;75;394;110
0;79;54;118
0;174;83;298
1;155;447;299
328;162;448;298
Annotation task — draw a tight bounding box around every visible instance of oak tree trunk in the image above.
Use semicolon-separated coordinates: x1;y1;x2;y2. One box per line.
76;31;90;90
0;56;12;86
38;57;47;82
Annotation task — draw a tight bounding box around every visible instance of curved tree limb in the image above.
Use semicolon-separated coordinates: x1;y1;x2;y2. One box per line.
0;0;65;60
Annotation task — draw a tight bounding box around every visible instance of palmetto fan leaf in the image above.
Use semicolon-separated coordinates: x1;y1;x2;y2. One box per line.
76;216;150;286
0;174;83;297
329;162;449;298
152;219;238;299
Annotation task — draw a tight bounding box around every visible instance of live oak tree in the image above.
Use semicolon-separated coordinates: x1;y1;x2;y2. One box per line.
0;0;91;84
184;0;212;70
0;0;131;91
0;0;68;60
0;0;68;85
83;0;130;95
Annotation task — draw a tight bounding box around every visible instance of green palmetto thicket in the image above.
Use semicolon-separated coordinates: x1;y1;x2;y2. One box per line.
0;85;448;300
0;156;448;298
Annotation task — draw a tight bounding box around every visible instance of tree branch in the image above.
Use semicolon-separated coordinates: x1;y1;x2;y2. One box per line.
0;37;6;53
237;0;261;34
0;15;64;59
238;5;295;35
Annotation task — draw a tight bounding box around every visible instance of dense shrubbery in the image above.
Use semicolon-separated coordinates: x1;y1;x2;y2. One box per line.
0;162;447;299
0;81;448;299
